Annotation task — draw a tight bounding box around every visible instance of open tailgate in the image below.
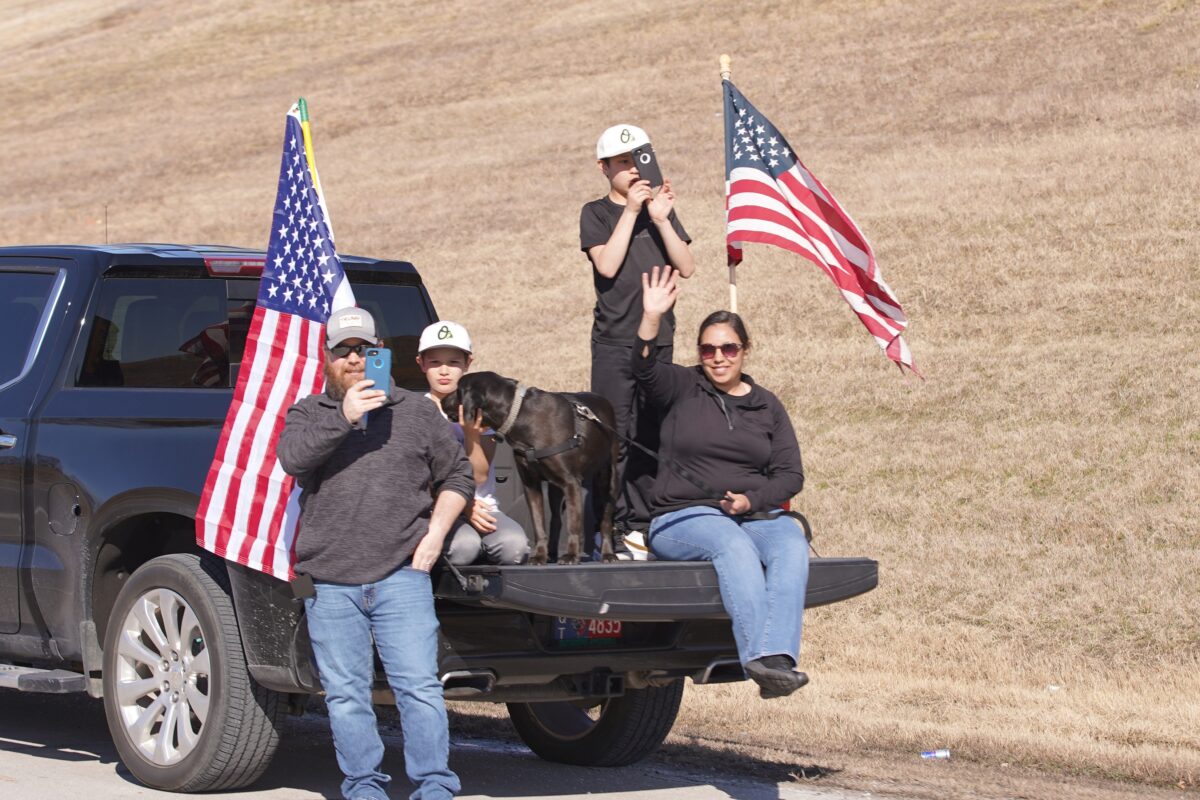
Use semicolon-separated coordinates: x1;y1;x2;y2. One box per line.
436;557;877;621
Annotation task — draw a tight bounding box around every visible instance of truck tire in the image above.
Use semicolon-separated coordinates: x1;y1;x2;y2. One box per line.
101;553;284;791
507;680;684;766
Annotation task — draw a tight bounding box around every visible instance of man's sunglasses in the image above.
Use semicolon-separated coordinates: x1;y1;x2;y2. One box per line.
699;342;744;360
328;343;371;359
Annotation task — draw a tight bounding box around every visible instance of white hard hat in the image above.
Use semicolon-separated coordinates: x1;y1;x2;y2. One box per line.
596;124;650;159
418;321;473;355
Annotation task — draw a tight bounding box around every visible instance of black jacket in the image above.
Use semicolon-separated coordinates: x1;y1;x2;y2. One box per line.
632;338;804;516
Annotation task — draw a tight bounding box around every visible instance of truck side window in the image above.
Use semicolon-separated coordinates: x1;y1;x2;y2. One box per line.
0;271;56;386
352;284;434;390
77;278;230;388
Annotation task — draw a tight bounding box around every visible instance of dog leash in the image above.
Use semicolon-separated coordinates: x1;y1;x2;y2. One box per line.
571;402;723;500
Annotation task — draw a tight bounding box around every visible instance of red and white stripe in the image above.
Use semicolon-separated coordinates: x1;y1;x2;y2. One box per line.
727;161;916;372
196;307;326;580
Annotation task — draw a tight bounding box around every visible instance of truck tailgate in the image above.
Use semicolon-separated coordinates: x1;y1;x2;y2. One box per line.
435;557;877;621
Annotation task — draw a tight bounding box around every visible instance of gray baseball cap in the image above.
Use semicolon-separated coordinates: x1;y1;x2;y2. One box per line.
326;307;379;348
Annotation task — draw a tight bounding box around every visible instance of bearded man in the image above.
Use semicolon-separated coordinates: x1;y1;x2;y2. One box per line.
277;307;470;800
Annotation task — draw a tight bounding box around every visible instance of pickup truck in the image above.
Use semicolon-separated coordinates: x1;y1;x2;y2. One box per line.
0;243;878;792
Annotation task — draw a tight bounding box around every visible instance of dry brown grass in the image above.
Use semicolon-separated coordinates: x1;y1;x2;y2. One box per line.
3;0;1199;791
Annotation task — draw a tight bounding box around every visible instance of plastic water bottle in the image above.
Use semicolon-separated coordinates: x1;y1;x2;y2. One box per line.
921;748;951;760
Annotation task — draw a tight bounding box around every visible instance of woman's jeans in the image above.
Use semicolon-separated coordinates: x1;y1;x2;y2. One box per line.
649;506;809;666
304;567;460;800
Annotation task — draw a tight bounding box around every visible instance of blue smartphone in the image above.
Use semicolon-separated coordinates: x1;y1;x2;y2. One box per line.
364;347;392;392
363;347;391;427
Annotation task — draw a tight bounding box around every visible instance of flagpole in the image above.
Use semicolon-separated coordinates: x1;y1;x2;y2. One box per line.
297;98;322;198
720;54;737;313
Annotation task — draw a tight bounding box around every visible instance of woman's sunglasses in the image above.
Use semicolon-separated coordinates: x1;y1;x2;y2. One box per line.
698;342;744;360
328;343;371;359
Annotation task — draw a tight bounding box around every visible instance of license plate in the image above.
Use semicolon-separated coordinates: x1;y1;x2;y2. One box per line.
552;616;623;645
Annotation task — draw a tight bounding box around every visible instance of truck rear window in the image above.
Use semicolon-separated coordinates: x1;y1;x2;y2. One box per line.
76;277;432;390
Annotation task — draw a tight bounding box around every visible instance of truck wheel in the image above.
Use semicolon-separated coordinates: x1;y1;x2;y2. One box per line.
101;553;283;791
507;681;683;766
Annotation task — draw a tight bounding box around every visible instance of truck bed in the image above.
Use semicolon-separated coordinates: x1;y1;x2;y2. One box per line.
435;557;877;621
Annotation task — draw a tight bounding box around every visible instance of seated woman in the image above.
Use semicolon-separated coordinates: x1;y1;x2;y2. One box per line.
633;267;809;698
417;321;530;566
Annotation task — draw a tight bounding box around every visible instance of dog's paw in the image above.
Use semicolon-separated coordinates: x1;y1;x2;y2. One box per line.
601;552;619;564
558;555;581;566
529;550;549;566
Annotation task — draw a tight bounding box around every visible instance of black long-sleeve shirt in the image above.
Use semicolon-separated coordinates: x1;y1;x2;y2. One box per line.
632;338;804;516
277;386;474;584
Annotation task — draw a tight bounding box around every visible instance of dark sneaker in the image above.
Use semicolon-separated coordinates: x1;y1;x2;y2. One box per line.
745;656;809;699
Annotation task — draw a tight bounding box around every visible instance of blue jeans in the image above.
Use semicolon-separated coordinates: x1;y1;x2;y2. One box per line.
304;567;460;800
649;506;809;666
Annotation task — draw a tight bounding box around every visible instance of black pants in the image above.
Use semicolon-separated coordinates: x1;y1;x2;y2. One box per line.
590;340;673;533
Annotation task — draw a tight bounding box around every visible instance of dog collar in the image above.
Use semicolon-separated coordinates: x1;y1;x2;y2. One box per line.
496;382;529;438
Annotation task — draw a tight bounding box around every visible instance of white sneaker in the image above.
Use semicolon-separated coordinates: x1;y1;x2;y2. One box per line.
592;531;647;561
622;530;653;561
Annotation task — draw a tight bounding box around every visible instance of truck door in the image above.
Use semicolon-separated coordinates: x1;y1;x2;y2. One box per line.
0;266;66;633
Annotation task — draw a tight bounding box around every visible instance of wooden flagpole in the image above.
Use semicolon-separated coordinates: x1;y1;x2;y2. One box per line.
720;54;737;313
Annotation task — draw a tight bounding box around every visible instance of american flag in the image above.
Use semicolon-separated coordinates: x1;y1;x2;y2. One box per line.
723;80;916;373
196;103;355;580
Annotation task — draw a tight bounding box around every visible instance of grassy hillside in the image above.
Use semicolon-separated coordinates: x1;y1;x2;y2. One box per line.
2;0;1197;788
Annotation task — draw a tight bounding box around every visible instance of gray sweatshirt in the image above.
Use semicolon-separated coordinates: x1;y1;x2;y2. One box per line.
277;385;474;584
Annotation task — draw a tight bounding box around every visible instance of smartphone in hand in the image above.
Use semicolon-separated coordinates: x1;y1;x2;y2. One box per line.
364;347;392;391
363;347;392;428
631;143;664;189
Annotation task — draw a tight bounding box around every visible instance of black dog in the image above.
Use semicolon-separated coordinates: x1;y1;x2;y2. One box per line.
442;372;618;565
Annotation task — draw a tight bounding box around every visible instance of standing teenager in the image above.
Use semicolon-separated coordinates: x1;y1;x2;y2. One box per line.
580;124;695;551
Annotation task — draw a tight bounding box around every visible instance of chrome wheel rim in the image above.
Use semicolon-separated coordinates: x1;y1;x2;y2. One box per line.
113;588;210;765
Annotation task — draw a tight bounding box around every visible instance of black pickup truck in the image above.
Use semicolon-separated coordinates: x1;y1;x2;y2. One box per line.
0;244;877;792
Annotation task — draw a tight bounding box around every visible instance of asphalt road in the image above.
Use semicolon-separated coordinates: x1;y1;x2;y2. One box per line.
0;691;866;800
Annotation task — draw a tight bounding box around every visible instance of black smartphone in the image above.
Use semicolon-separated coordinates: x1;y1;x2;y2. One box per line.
631;143;664;189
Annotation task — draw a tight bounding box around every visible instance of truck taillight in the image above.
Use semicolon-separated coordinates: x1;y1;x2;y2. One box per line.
204;257;265;277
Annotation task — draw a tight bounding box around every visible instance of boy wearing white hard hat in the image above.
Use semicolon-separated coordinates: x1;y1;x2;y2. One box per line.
580;124;694;557
416;321;530;566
